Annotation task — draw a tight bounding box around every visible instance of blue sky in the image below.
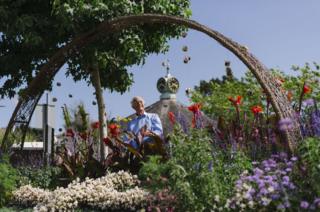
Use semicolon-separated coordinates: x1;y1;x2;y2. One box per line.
1;0;320;129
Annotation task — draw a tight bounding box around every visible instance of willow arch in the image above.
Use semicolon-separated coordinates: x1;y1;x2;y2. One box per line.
1;14;302;152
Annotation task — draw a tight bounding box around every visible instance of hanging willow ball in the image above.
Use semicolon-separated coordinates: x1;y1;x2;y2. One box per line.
92;101;97;105
181;32;187;38
56;82;61;86
59;128;62;132
182;46;188;52
183;56;191;64
247;90;253;96
185;88;191;96
68;94;73;98
52;97;57;102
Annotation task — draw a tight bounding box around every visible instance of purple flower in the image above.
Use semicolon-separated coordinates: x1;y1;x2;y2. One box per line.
271;194;280;200
277;204;285;210
279;152;288;159
313;198;320;204
244;191;253;200
288;183;296;189
290;156;298;161
284;201;291;208
254;168;264;176
285;167;292;172
264;167;271;172
252;161;259;165
282;176;290;182
259;188;268;195
300;201;309;209
286;161;293;167
264;175;273;182
278;118;294;131
302;98;315;107
208;160;213;172
280;171;287;175
311;111;320;136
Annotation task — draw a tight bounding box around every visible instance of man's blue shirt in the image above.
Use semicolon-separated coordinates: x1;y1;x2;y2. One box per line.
126;112;163;148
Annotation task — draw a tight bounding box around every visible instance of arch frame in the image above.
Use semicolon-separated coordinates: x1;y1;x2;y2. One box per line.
1;14;302;152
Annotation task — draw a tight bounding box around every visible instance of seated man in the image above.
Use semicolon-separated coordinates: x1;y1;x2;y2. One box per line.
126;96;163;149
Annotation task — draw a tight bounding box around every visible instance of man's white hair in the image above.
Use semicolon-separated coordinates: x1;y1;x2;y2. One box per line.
131;96;145;107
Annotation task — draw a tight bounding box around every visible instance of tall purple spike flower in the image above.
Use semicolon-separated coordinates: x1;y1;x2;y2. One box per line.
311;111;320;136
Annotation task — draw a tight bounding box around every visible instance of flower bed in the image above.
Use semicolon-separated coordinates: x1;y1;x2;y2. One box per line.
12;171;148;211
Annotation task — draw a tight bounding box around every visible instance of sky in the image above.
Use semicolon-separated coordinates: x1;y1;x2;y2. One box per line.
1;0;320;129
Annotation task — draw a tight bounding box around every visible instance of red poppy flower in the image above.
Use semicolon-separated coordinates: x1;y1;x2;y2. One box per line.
66;129;75;137
103;137;111;145
228;95;242;106
168;112;176;125
251;105;263;114
91;121;100;129
188;103;201;113
108;124;120;138
303;84;311;94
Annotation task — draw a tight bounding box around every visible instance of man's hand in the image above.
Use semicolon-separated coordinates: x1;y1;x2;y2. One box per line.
139;125;155;137
142;130;154;137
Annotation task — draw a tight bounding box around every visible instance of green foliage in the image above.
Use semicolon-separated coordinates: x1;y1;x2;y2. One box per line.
0;129;4;146
298;137;320;196
1;128;40;153
281;62;320;107
62;104;72;129
192;71;263;121
192;62;320;120
0;207;32;212
53;103;103;181
0;154;18;207
139;126;252;211
17;166;62;189
75;104;89;132
0;0;191;98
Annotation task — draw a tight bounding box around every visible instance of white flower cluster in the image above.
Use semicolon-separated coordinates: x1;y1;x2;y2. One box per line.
12;185;51;207
13;171;148;211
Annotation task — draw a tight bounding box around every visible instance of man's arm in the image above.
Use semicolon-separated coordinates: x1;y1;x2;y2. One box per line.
150;114;163;137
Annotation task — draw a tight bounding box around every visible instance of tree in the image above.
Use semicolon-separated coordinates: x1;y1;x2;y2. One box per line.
0;0;191;160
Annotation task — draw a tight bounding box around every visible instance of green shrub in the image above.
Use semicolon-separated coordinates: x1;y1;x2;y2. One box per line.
298;137;320;196
139;127;252;211
17;166;62;189
0;154;18;207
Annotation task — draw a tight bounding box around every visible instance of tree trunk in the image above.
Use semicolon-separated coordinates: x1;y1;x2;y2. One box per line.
90;65;107;162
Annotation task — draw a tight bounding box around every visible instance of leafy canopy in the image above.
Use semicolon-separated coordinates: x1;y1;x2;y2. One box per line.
0;0;191;98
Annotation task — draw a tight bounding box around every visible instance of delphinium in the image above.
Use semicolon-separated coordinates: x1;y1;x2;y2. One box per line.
298;97;320;138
